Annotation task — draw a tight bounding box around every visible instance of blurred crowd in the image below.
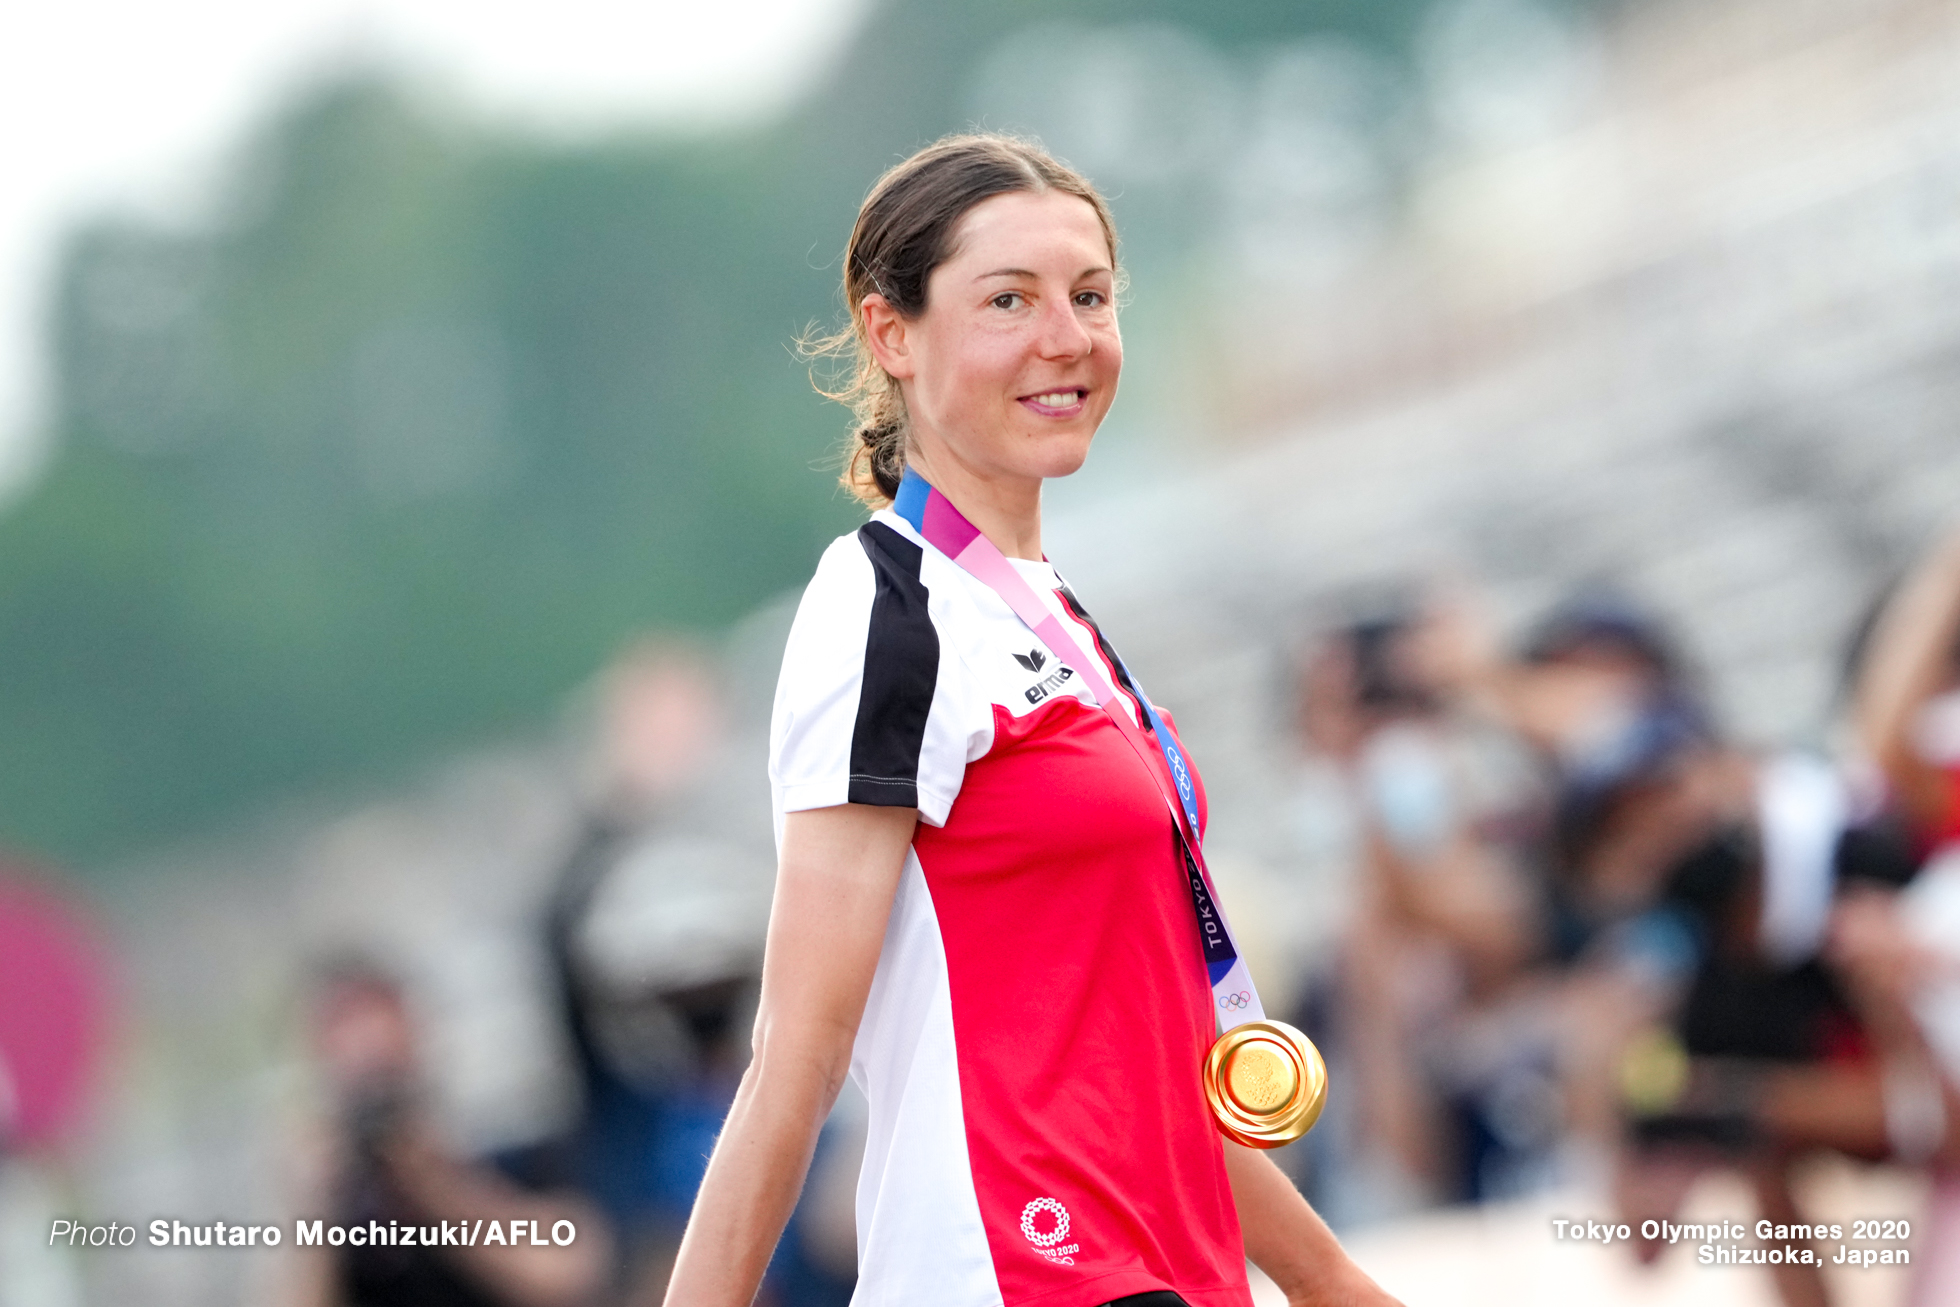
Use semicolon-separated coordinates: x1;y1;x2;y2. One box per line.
15;523;1960;1307
258;519;1960;1307
1277;524;1960;1307
272;645;857;1307
12;519;1960;1307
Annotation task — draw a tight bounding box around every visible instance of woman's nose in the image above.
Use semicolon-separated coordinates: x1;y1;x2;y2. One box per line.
1034;295;1093;358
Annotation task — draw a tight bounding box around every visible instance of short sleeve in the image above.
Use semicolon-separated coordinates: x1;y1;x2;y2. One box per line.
769;523;977;827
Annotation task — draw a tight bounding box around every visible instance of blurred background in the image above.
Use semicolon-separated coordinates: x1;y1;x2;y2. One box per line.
4;0;1960;1303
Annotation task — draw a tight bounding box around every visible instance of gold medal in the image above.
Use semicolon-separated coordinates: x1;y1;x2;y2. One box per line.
1202;1020;1327;1148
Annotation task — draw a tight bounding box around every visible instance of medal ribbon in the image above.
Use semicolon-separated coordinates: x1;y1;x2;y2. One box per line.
892;468;1265;1033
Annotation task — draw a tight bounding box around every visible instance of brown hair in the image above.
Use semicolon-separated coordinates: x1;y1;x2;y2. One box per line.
804;133;1121;506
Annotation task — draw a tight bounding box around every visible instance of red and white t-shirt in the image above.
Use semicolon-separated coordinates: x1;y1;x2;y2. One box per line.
769;509;1252;1307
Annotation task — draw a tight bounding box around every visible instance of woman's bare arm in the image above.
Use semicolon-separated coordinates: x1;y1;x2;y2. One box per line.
1223;1143;1402;1307
662;803;917;1307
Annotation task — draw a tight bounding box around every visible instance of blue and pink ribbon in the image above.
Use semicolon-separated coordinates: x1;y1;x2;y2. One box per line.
893;467;1264;1030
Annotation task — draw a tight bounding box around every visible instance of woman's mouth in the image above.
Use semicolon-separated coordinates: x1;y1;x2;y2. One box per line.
1018;388;1087;417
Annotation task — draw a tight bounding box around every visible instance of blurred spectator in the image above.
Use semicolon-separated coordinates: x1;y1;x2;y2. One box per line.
289;959;612;1307
1290;578;1923;1307
1829;879;1960;1307
1855;524;1960;859
1601;745;1890;1307
1444;592;1890;1306
1525;533;1960;1307
511;641;854;1305
1431;593;1739;1174
529;833;769;1304
1300;593;1554;1215
1830;522;1960;1306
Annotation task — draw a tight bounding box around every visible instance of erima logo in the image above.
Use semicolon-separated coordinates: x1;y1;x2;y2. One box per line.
1015;648;1075;705
1023;664;1075;704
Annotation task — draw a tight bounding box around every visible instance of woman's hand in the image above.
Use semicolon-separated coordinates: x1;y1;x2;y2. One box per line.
1221;1142;1405;1307
661;803;917;1307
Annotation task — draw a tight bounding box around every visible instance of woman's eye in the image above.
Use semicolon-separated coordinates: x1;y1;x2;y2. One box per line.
1074;290;1107;308
991;292;1023;310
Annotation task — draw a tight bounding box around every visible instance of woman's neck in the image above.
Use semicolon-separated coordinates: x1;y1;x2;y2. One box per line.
904;447;1044;561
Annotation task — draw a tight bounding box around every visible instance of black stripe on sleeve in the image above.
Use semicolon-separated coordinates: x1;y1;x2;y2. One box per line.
848;522;940;807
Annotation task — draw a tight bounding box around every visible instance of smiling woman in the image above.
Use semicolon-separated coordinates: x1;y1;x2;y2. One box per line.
808;134;1122;525
664;134;1396;1307
859;186;1120;559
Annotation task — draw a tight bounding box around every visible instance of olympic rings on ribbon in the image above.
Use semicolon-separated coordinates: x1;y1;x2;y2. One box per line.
1218;991;1252;1011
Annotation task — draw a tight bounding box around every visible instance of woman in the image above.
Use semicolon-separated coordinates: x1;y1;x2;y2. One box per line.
664;134;1397;1307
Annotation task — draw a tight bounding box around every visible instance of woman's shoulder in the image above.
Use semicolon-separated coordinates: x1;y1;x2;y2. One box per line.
803;522;876;587
786;512;938;647
799;511;933;599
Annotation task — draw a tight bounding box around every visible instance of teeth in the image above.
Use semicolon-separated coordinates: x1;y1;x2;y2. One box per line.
1031;390;1080;407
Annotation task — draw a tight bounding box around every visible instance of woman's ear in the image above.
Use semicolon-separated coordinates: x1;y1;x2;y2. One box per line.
859;293;916;380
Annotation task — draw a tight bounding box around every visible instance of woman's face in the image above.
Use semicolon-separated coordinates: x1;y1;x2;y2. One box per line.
869;189;1121;490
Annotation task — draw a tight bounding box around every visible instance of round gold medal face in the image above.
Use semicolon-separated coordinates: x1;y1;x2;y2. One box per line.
1225;1044;1296;1112
1202;1020;1327;1149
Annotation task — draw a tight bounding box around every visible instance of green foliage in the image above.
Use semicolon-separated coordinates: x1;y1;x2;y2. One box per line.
1;0;1601;865
9;79;863;864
